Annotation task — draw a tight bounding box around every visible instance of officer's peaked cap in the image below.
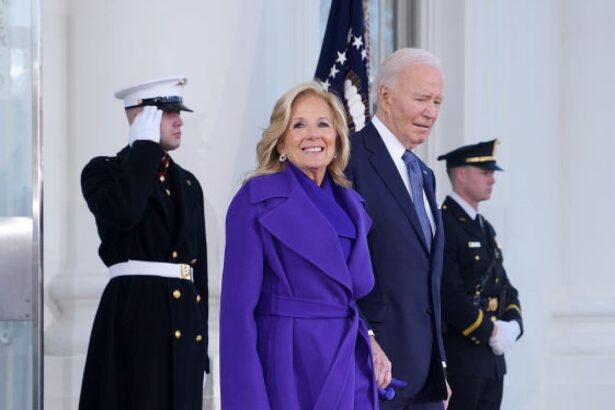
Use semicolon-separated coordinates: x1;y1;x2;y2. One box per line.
437;139;503;171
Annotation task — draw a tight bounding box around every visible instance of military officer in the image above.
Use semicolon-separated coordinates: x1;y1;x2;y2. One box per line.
79;76;209;410
437;140;523;410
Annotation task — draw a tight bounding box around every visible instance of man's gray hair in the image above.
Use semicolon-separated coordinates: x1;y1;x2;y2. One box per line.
372;48;443;101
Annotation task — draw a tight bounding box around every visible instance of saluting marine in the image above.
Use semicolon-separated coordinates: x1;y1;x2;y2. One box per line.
79;77;209;410
438;140;523;410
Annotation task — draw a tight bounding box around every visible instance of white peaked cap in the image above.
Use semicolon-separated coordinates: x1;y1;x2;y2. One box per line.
114;76;192;111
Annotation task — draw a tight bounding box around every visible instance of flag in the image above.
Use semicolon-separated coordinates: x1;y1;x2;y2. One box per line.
315;0;370;133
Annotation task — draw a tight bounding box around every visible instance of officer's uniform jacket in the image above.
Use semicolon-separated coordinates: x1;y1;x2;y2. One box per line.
441;195;522;379
79;140;208;410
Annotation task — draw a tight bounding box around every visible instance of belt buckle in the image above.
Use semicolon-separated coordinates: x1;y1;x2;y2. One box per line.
487;297;498;312
179;264;192;281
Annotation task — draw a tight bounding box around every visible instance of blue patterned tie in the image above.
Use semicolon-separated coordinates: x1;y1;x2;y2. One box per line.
402;151;432;251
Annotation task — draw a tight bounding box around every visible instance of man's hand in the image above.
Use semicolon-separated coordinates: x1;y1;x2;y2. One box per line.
128;106;162;146
489;320;520;355
370;336;393;388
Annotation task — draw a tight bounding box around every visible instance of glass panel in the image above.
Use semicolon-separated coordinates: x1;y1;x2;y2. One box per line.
0;0;35;409
0;322;33;410
0;0;33;217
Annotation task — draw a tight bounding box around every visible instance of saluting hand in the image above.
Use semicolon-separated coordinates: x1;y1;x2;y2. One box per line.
128;105;162;146
369;335;393;388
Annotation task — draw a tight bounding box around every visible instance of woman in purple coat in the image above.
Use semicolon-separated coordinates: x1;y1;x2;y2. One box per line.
220;81;378;409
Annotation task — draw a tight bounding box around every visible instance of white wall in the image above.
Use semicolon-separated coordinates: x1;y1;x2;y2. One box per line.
43;1;321;408
548;0;615;407
61;0;320;299
432;1;615;409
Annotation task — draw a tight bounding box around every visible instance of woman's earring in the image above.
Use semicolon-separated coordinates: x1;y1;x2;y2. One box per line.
279;153;287;162
333;153;338;159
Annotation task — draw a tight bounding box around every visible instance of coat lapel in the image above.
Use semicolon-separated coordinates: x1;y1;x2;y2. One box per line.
255;167;353;292
336;187;374;296
363;123;430;252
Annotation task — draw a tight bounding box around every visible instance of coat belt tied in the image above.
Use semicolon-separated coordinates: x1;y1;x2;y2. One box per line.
256;293;377;409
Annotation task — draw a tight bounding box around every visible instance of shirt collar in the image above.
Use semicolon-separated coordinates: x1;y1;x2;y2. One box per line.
449;191;479;220
373;115;407;162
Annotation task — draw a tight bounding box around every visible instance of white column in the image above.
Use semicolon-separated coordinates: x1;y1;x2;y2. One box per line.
430;1;563;409
547;1;615;408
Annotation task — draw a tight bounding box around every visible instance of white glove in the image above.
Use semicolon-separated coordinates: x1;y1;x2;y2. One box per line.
128;105;162;146
489;320;520;356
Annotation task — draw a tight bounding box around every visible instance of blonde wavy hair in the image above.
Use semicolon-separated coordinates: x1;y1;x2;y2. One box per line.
247;81;351;187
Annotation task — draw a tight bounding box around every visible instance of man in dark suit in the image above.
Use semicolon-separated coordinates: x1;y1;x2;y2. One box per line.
79;77;209;410
346;48;449;409
437;140;523;410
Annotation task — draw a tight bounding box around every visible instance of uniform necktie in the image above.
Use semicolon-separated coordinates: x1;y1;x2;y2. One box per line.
475;213;485;232
402;151;432;251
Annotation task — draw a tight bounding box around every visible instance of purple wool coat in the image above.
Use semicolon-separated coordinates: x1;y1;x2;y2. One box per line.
220;165;378;410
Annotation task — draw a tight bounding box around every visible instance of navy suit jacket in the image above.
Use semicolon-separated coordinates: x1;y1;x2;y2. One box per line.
347;121;447;402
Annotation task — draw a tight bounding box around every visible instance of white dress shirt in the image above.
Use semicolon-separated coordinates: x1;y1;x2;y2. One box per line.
372;115;436;236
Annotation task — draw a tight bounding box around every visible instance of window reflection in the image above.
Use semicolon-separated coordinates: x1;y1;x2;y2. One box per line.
0;0;35;409
0;0;33;217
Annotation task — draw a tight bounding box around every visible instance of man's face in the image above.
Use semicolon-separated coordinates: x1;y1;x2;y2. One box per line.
378;64;444;149
459;166;496;204
159;110;184;152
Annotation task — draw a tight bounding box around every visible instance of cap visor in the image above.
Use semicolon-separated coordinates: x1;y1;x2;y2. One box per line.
157;103;193;112
478;163;503;171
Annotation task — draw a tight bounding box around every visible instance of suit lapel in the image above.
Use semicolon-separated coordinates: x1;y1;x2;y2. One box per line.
363;123;430;252
256;167;352;292
423;166;443;261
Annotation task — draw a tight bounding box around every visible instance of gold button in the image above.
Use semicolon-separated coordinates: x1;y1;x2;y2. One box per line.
195;335;203;342
160;175;166;183
175;330;181;339
475;255;480;261
196;294;201;303
471;336;476;341
172;251;178;259
172;290;181;299
491;316;497;322
191;258;197;265
166;188;171;196
475;340;480;344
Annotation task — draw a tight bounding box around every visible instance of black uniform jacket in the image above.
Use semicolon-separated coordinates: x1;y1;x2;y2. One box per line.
441;195;522;379
79;141;209;410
